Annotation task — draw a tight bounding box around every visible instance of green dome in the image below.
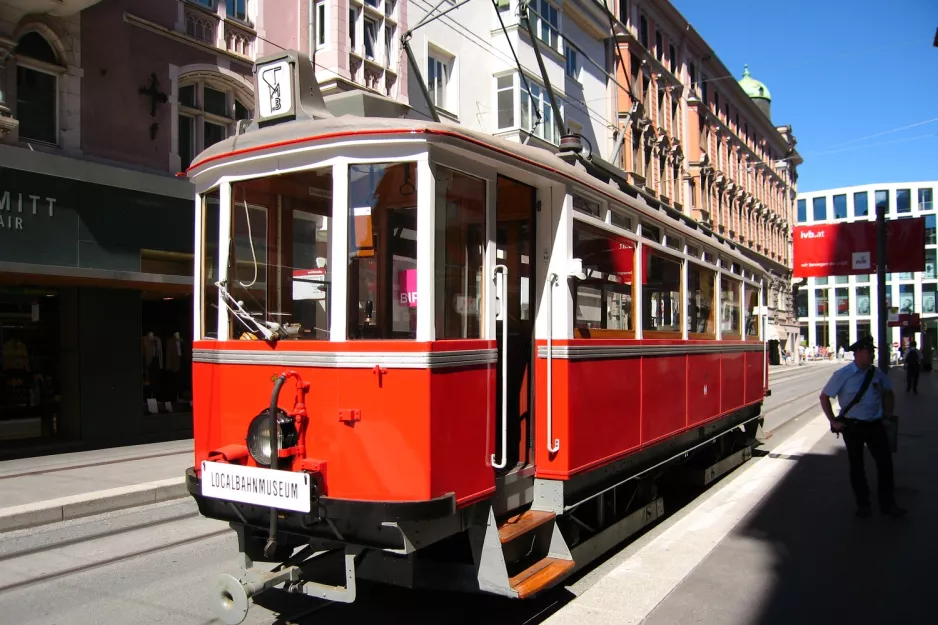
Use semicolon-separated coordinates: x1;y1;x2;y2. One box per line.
738;65;771;101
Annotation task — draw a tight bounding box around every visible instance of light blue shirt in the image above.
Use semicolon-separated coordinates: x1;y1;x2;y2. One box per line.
822;362;893;421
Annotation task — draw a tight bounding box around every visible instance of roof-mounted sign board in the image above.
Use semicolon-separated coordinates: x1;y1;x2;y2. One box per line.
252;50;331;128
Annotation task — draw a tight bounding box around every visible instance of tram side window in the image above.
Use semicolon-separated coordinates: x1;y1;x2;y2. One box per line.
229;168;334;340
745;286;760;338
720;277;742;338
642;249;682;336
435;166;485;339
687;262;716;337
348;163;418;339
202;190;220;339
571;223;634;337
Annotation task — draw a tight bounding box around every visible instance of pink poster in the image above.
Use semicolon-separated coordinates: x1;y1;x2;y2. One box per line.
398;269;417;307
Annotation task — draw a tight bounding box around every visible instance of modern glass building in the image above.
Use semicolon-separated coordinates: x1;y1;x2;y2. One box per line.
794;182;936;353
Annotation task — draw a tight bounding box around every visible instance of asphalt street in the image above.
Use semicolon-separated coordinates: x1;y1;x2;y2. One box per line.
0;363;837;625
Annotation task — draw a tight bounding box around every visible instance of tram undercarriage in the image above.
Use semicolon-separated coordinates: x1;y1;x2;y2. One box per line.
190;406;764;625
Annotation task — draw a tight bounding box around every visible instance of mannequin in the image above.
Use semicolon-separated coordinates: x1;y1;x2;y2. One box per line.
142;332;163;399
165;332;184;404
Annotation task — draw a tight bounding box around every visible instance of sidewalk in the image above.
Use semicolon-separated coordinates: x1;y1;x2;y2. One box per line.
0;439;193;532
545;366;936;625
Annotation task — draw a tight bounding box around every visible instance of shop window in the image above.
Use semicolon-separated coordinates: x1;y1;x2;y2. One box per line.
177;77;253;170
688;262;715;337
720;276;741;337
744;286;760;338
643;249;681;335
795;288;808;318
435;166;485;339
572;223;635;337
898;284;914;314
142;294;193;415
348;163;418;339
922;283;936;315
228;168;334;340
0;290;61;441
856;286;871;316
15;32;61;145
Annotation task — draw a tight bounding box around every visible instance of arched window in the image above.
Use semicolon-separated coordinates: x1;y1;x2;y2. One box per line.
15;32;61;144
177;76;252;169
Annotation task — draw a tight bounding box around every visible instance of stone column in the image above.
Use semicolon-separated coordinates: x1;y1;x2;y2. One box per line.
0;35;19;138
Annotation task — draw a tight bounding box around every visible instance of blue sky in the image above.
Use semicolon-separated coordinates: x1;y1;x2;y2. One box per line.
671;0;938;192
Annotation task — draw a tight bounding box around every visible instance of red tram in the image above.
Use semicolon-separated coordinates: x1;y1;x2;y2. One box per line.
185;52;769;624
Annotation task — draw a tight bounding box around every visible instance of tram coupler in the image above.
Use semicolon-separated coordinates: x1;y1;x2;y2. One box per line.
212;551;358;625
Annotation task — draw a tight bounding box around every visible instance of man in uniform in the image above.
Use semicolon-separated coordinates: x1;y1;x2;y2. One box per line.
819;336;906;519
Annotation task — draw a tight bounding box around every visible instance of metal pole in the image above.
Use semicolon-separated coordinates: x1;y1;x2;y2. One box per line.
401;33;441;123
876;199;888;372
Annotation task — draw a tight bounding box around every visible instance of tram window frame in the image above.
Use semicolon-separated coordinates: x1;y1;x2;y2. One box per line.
641;245;683;338
720;275;742;339
201;189;221;340
687;260;716;338
744;284;761;340
347;162;419;340
228;167;335;341
434;165;486;340
571;221;636;338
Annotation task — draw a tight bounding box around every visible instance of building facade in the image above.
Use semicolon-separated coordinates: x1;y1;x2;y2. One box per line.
794;182;937;354
609;0;802;361
0;0;293;455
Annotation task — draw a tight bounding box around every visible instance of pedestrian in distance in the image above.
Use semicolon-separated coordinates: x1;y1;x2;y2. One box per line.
904;340;922;394
819;335;906;519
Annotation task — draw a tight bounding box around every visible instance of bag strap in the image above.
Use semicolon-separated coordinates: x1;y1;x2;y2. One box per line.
838;367;876;419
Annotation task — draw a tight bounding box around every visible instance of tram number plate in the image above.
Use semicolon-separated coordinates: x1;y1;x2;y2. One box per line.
201;461;311;513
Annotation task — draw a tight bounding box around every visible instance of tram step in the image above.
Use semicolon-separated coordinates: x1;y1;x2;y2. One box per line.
508;556;575;599
498;509;557;544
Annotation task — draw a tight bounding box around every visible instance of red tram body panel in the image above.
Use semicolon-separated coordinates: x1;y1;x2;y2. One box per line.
192;340;497;505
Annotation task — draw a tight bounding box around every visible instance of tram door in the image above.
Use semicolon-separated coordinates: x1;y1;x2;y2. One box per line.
492;176;537;473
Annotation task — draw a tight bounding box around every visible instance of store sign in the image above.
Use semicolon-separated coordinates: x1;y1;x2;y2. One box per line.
792;218;926;278
398;269;417;307
0;191;57;231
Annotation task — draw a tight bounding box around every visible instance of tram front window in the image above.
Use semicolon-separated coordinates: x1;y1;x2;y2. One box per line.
227;168;333;340
348;163;418;340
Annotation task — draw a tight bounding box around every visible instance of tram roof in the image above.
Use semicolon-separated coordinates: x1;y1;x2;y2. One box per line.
185;115;769;278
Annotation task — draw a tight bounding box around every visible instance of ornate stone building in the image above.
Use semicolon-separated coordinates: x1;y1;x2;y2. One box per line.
613;0;803;360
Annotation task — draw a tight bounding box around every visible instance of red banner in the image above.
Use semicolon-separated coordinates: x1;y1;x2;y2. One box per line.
793;218;926;278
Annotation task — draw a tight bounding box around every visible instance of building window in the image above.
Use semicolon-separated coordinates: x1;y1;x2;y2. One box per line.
565;45;578;80
812;196;827;221
924;248;936;280
521;80;561;144
316;0;327;48
654;30;663;61
428;52;451;111
177;78;252;170
874;189;889;215
618;0;627;24
639;15;648;48
668;44;676;74
835;287;849;317
854;191;868;218
15;32;60;145
833;194;847;220
538;0;560;50
349;8;358;50
231;0;249;23
926;214;936;245
897;188;911;214
919;188;934;211
364;17;378;60
689;62;697;94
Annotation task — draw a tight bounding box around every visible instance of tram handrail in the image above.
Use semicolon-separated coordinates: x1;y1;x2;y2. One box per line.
547;273;560;454
491;264;509;470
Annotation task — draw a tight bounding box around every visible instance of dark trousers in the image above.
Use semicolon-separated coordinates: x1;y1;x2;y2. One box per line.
843;419;895;509
906;367;919;392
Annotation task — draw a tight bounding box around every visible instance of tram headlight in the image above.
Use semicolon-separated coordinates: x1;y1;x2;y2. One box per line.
246;409;299;467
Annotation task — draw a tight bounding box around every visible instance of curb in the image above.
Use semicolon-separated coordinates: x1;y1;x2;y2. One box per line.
0;477;188;533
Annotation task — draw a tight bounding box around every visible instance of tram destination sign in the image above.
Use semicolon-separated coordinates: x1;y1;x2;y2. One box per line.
792;218;925;278
201;461;311;513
